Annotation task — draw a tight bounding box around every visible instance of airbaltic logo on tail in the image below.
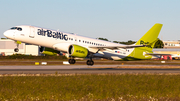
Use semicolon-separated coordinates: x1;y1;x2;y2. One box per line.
140;40;152;48
37;29;68;41
140;40;149;45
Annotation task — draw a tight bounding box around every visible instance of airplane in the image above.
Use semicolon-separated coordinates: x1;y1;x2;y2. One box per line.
3;23;163;65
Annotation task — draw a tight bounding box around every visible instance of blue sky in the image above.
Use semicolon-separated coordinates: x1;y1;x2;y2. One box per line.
0;0;180;41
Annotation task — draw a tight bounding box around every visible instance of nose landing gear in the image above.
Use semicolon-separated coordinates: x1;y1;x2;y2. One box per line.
14;41;21;52
14;48;19;52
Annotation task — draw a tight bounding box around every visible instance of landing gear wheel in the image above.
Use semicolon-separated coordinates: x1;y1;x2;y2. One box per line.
68;59;76;64
14;48;19;52
86;60;94;66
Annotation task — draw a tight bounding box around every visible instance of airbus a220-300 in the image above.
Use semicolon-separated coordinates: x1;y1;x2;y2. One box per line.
3;23;163;65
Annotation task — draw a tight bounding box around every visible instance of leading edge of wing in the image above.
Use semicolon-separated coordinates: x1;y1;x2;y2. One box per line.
89;44;147;49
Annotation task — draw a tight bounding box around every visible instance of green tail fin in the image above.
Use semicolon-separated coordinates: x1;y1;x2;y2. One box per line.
124;23;163;60
135;23;163;49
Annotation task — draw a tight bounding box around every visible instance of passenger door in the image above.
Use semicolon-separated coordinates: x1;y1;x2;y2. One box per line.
29;26;35;38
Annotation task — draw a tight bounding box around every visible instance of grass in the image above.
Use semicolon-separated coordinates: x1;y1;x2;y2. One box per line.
0;74;180;100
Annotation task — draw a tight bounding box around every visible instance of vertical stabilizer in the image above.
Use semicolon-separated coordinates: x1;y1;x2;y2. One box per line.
135;23;163;49
125;23;163;60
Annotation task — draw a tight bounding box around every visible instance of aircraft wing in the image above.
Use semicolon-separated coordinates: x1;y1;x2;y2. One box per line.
89;44;147;49
146;53;172;56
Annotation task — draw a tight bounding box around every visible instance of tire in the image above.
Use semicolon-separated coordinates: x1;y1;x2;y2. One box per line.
72;59;76;64
14;48;19;52
68;59;76;64
86;60;94;66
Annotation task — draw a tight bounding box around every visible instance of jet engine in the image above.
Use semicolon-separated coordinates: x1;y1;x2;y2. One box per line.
68;45;89;58
39;46;60;55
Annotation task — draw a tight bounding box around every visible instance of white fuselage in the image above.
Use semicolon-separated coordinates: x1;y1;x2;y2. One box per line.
3;25;134;60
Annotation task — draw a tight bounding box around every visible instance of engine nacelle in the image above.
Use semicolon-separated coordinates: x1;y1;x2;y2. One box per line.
40;46;60;55
68;45;89;58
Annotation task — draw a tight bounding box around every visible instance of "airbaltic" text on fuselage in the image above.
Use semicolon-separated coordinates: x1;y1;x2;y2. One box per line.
37;29;68;41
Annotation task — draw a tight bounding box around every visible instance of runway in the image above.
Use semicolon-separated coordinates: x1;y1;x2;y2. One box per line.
1;65;180;74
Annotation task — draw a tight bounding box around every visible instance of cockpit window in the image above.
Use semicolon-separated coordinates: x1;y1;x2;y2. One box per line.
10;27;22;31
17;27;22;31
10;27;17;30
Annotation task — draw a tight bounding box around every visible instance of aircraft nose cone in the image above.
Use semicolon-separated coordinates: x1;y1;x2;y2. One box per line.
3;31;9;37
3;30;14;39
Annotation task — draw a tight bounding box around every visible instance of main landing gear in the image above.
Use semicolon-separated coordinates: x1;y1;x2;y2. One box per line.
68;55;94;66
86;59;94;66
68;58;94;65
86;56;94;66
68;58;76;64
68;58;94;66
